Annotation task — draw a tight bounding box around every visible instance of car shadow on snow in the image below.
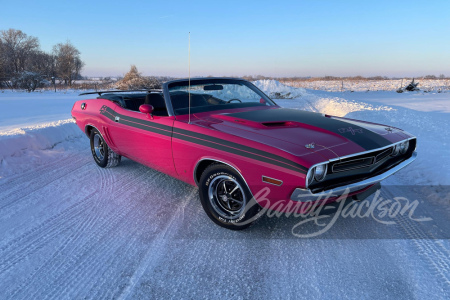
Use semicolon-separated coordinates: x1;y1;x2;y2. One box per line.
109;158;449;241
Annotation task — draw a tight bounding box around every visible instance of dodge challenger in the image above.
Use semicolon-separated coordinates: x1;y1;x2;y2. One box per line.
71;78;417;230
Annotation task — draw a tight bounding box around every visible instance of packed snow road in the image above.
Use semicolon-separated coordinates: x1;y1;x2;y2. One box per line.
0;135;449;299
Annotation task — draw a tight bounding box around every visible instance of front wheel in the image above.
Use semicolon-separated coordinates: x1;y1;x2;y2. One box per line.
90;128;121;168
199;164;261;230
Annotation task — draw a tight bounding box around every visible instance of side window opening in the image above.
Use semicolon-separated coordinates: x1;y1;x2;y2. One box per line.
99;93;168;116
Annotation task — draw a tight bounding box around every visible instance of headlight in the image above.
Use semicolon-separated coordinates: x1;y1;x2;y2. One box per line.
307;163;328;186
399;140;409;154
314;163;327;182
392;141;409;156
391;144;400;156
307;169;314;185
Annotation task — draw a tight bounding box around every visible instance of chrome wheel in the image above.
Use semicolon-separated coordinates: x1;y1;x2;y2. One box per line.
208;175;246;219
93;133;105;161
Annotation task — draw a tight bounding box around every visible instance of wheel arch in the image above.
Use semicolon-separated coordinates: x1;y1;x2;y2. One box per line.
84;124;96;138
193;158;253;198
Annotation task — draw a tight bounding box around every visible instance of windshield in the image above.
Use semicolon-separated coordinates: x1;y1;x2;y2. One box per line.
167;79;276;115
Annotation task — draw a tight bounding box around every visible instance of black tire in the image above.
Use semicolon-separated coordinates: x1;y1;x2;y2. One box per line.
199;164;261;230
90;128;121;168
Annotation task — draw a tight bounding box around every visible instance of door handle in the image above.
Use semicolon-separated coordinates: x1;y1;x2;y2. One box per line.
115;116;120;123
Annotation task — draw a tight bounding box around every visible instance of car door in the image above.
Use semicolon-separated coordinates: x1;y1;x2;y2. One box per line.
107;106;177;177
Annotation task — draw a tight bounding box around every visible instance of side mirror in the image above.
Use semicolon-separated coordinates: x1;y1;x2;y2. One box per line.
139;104;154;119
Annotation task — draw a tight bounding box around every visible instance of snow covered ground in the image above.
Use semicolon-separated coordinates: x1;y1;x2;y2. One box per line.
0;83;449;299
0;90;79;132
281;78;450;92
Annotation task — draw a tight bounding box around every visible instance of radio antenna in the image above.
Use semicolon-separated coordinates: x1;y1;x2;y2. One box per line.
188;32;191;124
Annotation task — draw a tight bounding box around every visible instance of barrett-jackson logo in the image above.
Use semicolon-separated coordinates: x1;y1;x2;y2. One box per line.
338;127;363;135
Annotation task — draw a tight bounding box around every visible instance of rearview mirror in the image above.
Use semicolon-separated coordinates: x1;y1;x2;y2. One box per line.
204;84;223;91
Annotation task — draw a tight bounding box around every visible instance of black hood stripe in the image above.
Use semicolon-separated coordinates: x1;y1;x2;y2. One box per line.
99;106;307;174
227;108;392;151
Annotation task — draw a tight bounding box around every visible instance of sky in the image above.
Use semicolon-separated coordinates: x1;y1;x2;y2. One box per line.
1;0;449;77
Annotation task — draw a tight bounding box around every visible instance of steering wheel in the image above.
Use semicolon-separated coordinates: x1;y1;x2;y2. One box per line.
226;98;242;103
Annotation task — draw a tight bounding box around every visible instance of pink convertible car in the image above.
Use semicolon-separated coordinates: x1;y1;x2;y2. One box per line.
72;78;417;229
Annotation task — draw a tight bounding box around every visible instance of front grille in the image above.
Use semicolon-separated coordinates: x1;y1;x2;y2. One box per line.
332;157;374;172
375;148;392;162
330;146;394;174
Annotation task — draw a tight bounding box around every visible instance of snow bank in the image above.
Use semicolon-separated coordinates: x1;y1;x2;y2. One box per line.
0;120;83;177
253;79;307;99
312;97;394;117
0;119;82;158
254;80;393;116
0;90;82;131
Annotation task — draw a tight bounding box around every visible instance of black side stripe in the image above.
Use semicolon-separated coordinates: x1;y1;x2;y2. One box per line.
170;131;306;173
99;106;307;174
172;127;308;172
121;118;173;137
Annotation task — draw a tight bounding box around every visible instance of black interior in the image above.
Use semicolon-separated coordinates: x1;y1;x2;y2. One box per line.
99;93;168;116
98;94;127;108
170;91;211;111
124;95;146;111
145;94;169;116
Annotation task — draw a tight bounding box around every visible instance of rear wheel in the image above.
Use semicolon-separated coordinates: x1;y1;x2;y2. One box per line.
90;128;121;168
199;164;261;230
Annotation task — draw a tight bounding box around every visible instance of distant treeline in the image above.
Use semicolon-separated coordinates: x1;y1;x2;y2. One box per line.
0;28;84;91
241;74;448;81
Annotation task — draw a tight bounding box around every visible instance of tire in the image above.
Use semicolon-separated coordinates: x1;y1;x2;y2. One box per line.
199;164;261;230
90;128;121;168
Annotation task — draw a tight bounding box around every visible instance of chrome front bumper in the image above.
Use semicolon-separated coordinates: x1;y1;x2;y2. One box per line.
290;152;418;202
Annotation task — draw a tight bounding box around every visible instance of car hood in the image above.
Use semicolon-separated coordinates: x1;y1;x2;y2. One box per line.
203;107;405;160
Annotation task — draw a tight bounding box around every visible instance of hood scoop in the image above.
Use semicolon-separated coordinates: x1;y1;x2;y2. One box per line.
261;121;294;127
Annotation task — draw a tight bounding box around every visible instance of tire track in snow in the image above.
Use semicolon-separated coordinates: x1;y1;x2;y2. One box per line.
0;191;97;274
9;166;166;299
0;165;100;253
3;165;149;298
0;152;86;191
30;209;139;300
38;172;151;299
45;171;182;299
4;165;122;298
0;163;92;227
45;212;140;300
0;155;117;272
116;188;197;300
0;155;90;212
381;188;450;289
80;172;195;299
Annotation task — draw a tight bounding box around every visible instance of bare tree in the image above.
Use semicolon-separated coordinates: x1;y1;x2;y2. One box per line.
0;38;6;86
53;41;84;86
11;71;46;92
0;29;39;74
0;29;85;90
27;50;55;78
